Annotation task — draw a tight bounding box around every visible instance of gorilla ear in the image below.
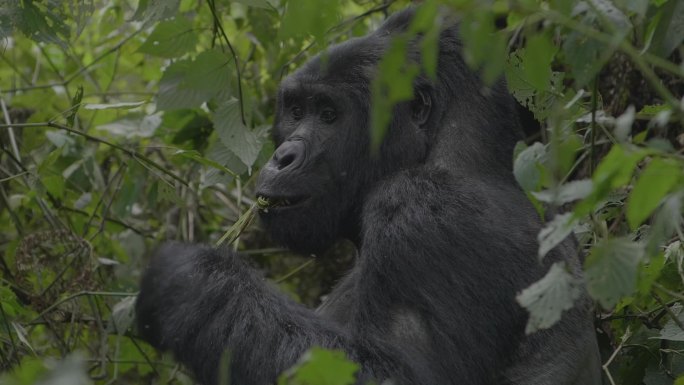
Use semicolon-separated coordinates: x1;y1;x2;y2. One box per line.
411;88;432;127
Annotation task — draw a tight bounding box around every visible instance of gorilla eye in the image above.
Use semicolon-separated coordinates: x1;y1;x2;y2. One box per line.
320;108;336;123
291;105;304;120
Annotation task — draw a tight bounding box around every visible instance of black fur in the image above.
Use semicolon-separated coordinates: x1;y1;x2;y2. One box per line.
136;9;601;385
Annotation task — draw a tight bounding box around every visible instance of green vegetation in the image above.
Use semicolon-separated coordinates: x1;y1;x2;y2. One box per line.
0;0;683;384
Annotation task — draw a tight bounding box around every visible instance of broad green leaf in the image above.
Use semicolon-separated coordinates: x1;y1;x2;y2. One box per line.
460;10;506;84
280;0;340;42
137;18;197;58
517;262;582;334
532;179;593;205
538;213;579;259
43;175;65;199
585;237;644;309
506;54;563;121
280;348;358;385
513;142;546;191
133;0;180;25
653;305;684;342
627;158;682;230
521;33;557;92
157;50;232;110
213;99;263;169
650;0;684;57
574;145;647;217
17;1;70;47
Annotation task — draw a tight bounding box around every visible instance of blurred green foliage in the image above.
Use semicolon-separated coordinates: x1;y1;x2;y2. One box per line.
0;0;683;384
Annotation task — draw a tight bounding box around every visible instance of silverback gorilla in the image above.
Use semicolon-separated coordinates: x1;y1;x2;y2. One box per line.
136;8;602;385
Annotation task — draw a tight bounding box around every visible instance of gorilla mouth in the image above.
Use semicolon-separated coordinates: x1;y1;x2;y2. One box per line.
256;194;309;211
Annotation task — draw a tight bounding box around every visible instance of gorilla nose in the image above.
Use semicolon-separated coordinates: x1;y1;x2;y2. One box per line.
272;140;305;171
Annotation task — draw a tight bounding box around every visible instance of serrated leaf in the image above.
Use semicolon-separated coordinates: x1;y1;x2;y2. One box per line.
213;99;262;170
517;262;581;334
513;142;547;191
532;179;593;205
585;237;644;309
538;213;579;259
157;50;232;110
627;158;682;229
138;18;197;58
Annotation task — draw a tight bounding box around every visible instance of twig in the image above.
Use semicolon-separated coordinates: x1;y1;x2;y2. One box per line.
603;326;632;385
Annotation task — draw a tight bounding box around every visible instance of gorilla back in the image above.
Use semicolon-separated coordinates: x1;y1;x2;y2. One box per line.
136;8;601;385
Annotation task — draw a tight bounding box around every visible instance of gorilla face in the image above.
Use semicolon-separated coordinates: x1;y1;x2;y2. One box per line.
256;42;432;255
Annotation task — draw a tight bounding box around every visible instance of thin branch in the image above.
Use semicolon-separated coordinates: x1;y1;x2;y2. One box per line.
207;0;246;125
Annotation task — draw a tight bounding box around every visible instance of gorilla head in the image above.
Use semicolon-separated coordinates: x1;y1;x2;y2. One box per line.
256;11;520;255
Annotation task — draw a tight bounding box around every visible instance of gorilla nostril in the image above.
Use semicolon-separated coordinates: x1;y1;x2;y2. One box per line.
277;153;296;170
273;140;305;171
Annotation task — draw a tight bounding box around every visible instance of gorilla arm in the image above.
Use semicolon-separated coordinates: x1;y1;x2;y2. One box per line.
135;242;417;385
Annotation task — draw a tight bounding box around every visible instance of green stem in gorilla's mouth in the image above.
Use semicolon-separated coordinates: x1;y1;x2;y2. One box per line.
256;195;307;210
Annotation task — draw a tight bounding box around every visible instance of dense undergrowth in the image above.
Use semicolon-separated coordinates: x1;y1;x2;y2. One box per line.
0;0;683;384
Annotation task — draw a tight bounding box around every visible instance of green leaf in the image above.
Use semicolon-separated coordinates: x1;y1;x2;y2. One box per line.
173;150;237;177
370;36;420;151
280;348;358;385
532;179;593;205
538;213;579;259
108;296;136;335
137;17;197;58
233;0;275;8
460;10;506;84
650;0;684;57
574;145;647;217
513;142;547;191
585;237;644;309
17;1;70;47
506;53;563;121
213;99;263;169
133;0;180;25
517;262;582;334
521;33;557;92
43;175;65;199
627;158;682;230
157;50;232;110
280;0;340;42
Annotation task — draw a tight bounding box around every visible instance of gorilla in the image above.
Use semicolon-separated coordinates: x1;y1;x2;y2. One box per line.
136;8;602;385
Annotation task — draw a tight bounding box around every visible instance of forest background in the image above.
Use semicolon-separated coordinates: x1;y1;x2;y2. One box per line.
0;0;683;384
